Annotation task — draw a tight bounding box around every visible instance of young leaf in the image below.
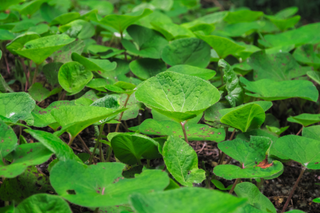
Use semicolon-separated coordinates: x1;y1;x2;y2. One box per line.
135;71;220;122
167;64;216;80
122;24;168;59
15;194;72;213
287;113;320;127
129;58;166;80
163;136;205;186
219;59;244;107
58;61;93;95
211;179;232;191
6;32;40;55
240;77;319;102
50;160;169;207
220;104;265;132
161;38;211;68
0;120;17;159
130;187;247;213
110;133;161;165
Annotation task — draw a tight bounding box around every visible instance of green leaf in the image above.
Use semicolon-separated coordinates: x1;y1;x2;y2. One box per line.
99;9;153;33
87;45;124;59
0;120;17;159
25;129;81;162
273;135;320;169
235;182;276;213
151;22;194;41
110;133;161;165
0;0;25;11
0;29;15;41
59;20;95;40
241;77;319;102
52;105;126;138
161;38;211;68
0;143;52;178
266;126;289;136
50;160;169;207
27;24;49;35
0;92;35;123
211;179;232;190
130;187;247;213
0;166;52;203
224;10;264;24
293;44;320;67
219;59;244;107
28;83;62;102
14;34;75;64
19;0;46;16
129;59;166;80
115;93;141;121
167;64;216;80
220;104;265;132
43;62;63;87
287;113;320;127
136;119;225;142
217;22;261;37
50;12;80;25
196;33;245;59
163;136;205;186
265;15;300;31
275;7;298;18
313;197;320;203
122;24;168;59
307;71;320;85
218;136;272;167
136;71;219;122
248;51;310;81
15;194;72;213
6;32;40;55
51;40;85;64
58;61;93;95
302;125;320;140
213;161;283;180
78;1;113;16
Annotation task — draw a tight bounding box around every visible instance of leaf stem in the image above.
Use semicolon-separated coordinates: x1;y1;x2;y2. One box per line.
180;121;189;143
115;94;130;132
31;64;39;86
19;57;29;91
229;178;240;194
68;135;75;146
2;43;10;75
296;126;303;135
90;123;105;164
281;167;306;213
77;135;93;158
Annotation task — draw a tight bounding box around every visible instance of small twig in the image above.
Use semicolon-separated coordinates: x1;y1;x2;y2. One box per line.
180;121;189;143
196;142;207;153
77;135;93;155
296;126;303;135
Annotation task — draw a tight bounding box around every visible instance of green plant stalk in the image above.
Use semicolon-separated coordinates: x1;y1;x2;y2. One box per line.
229;178;240;194
115;94;130;132
19;57;29;91
296;126;303;135
180;121;189;143
31;64;39;86
68;134;76;146
90;123;105;164
1;43;10;75
77;135;93;158
256;178;264;191
281;167;306;213
120;31;127;61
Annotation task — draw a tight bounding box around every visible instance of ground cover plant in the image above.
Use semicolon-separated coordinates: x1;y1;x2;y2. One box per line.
1;0;320;212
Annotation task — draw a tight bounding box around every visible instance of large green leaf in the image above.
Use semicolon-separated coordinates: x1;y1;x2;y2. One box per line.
58;61;93;95
99;9;153;33
42;62;63;87
213;161;283;180
224;10;264;24
136;119;225;142
151;22;194;41
273;135;320;169
167;64;216;80
287;113;320;127
60;20;95;40
163;136;205;186
14;34;75;64
28;83;62;102
302;125;320;140
220;104;265;132
218;136;272;167
130;187;247;213
0;92;35;123
87;45;124;59
0;143;52;178
122;25;168;59
0;0;25;11
240;77;319;102
161;38;211;68
19;0;46;16
0;120;17;159
50;160;169;207
248;51;310;81
235;182;276;213
307;71;320;85
15;194;72;213
50;12;80;25
51;40;85;64
265;15;300;31
196;33;245;59
293;44;320;67
216;22;261;37
110;133;161;165
135;71;220;122
6;32;40;55
129;59;166;80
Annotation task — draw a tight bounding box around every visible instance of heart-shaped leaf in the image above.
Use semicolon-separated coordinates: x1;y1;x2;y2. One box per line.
122;24;168;59
0;92;35;123
0;120;17;159
287;113;320;127
129;58;166;80
273;135;320;169
135;71;220;122
135;119;225;142
0;143;52;178
163;136;205;186
218;136;272;167
14;34;75;64
161;38;211;68
167;64;216;80
248;51;311;81
50;160;169;207
220;103;265;132
110;133;161;165
240;77;319;102
58;61;93;95
130;187;247;213
213;161;283;180
235;182;276;213
15;194;72;213
196;33;245;59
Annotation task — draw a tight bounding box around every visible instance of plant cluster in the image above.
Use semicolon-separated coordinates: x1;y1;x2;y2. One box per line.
0;0;320;213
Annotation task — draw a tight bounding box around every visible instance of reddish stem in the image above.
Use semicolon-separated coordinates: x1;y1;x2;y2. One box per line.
180;121;189;143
